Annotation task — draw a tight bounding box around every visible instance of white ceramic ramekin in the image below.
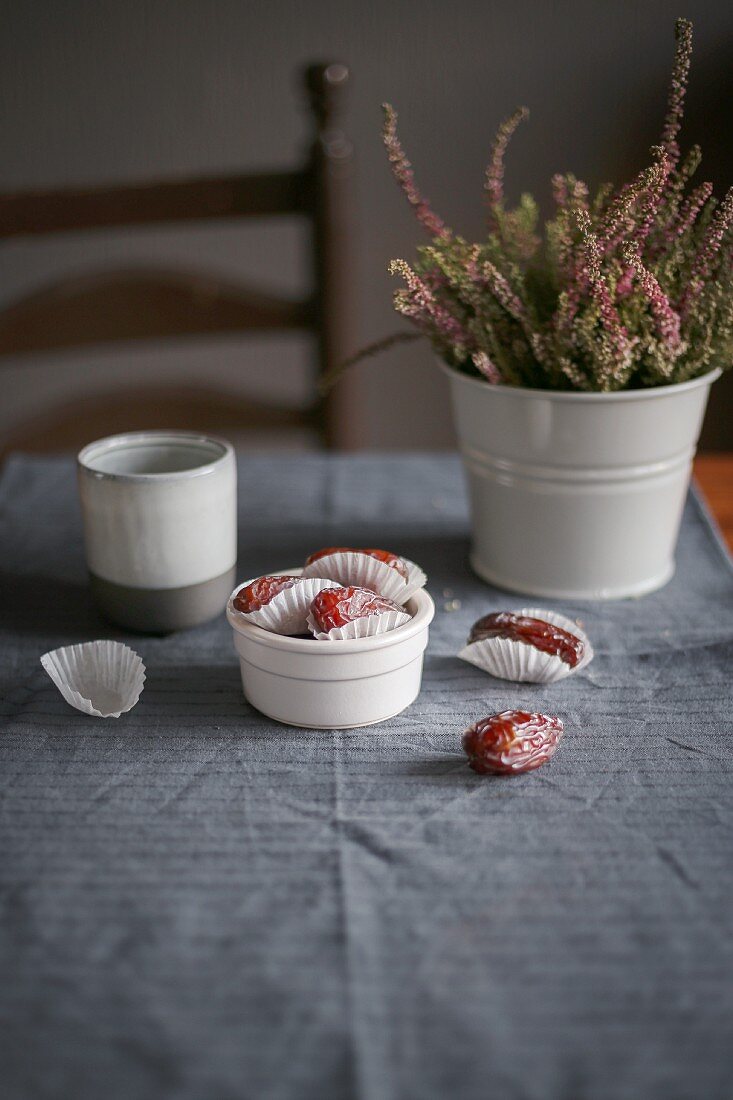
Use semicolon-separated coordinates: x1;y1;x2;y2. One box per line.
227;570;435;729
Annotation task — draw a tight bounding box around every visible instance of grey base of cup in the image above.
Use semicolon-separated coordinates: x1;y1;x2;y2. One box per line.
90;566;236;634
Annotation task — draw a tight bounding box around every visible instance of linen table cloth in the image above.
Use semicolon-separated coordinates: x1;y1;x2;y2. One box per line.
1;453;732;1100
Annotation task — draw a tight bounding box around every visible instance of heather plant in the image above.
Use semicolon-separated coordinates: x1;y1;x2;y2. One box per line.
378;19;733;392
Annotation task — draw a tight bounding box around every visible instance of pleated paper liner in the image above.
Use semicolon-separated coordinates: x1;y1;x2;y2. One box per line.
41;640;146;718
302;551;426;606
228;576;341;635
307;606;411;641
400;558;428;602
458;607;593;684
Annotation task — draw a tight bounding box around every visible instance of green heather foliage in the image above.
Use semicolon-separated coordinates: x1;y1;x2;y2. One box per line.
382;19;733;391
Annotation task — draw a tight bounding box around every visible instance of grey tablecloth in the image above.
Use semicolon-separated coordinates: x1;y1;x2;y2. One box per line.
1;453;732;1100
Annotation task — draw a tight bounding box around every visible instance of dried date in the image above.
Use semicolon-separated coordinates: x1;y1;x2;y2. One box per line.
462;710;563;776
468;612;584;668
305;546;408;580
309;585;403;632
233;575;300;614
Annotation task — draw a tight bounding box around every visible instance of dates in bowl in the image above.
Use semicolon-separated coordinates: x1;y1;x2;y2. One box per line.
226;551;433;729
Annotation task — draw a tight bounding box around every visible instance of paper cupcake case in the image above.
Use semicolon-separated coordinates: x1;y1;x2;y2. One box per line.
400;558;428;603
307;606;411;641
229;576;341;635
41;640;146;718
302;552;426;606
458;607;594;684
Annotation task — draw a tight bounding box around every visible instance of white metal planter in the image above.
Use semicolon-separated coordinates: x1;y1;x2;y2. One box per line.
443;364;721;600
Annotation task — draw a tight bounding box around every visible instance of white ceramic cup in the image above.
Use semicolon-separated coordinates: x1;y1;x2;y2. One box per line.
78;431;237;632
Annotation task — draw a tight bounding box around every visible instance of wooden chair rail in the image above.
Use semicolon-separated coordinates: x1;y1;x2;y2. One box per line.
0;171;310;239
0;385;318;461
0;268;314;357
0;61;354;450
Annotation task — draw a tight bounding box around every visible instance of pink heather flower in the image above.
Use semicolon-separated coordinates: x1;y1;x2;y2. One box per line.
660;19;693;167
479;261;527;323
615;266;635;299
680;186;733;317
623;244;682;351
465;245;481;285
597;162;662;254
464;247;497;307
471;350;502;383
590;158;660;320
551;174;569;208
602;156;666;288
485;106;529;230
596;180;635;249
576;210;632;357
389;259;468;347
649;179;713;261
674;180;714;239
479;260;552;367
555;250;589;335
551;175;590;278
382;104;448;239
551;174;589;212
633;149;671;248
422;267;450;293
554;287;581;336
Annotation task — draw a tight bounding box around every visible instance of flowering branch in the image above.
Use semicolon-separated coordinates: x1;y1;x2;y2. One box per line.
680;187;733;318
674;180;714;239
485;107;529;231
623;243;682;352
471;350;502;383
660;18;693;167
382;104;448;239
389;259;469;351
340;18;733;394
576;210;635;385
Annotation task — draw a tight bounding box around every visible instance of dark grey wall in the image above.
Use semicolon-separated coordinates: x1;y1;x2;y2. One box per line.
1;0;731;448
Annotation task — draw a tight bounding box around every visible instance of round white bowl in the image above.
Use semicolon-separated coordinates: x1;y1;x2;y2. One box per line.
227;571;435;729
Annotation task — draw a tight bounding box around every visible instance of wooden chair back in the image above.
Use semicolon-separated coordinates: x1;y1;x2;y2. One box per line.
0;62;353;454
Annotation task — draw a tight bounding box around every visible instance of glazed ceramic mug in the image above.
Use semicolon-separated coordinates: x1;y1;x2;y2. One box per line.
78;431;237;632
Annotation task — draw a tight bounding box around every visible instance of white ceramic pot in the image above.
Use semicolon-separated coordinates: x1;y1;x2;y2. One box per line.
227;571;435;729
78;431;237;631
443;365;721;600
